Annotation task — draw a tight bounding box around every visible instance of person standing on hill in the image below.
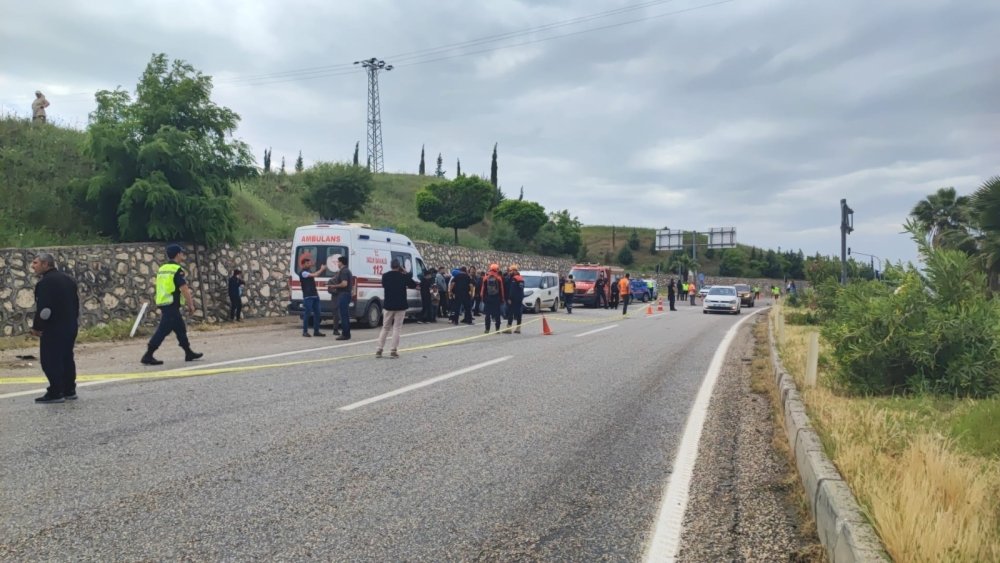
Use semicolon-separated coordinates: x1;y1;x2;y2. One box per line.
30;253;80;404
618;273;631;315
141;244;203;365
32;91;49;124
375;259;417;359
481;264;506;334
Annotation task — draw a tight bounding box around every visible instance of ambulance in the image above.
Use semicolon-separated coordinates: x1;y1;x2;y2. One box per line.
287;222;427;328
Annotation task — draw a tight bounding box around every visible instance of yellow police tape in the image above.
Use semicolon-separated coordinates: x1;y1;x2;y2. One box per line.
0;310;658;385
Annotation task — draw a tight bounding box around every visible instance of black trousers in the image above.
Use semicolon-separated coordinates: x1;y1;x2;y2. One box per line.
421;294;435;321
668;294;676;310
621;294;631;315
229;294;243;320
506;302;523;326
452;294;473;323
148;306;190;351
596;289;608;308
40;323;78;396
484;300;502;329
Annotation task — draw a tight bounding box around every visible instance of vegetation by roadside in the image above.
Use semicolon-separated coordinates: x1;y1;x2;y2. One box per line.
774;305;1000;562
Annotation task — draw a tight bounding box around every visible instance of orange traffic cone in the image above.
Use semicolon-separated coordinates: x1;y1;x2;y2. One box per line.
541;314;553;335
646;303;654;316
657;299;664;312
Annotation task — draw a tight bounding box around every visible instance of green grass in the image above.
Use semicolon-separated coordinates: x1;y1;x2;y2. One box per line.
950;399;1000;458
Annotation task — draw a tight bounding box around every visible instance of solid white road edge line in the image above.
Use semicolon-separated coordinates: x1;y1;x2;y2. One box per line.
574;324;618;338
338;356;512;412
643;310;764;562
0;324;467;400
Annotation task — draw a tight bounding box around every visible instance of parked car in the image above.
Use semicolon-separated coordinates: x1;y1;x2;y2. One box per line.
630;279;652;302
703;285;741;315
520;271;560;313
734;284;755;307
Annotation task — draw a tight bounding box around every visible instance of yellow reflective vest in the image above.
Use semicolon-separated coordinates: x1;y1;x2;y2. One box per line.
155;263;185;307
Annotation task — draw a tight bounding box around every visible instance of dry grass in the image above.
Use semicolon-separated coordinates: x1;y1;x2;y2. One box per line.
750;318;826;560
772;306;1000;563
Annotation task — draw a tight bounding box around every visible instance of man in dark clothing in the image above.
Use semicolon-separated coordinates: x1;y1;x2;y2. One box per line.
419;269;436;323
595;273;608;309
329;256;353;340
436;267;450;318
375;259;417;358
30;253;80;403
470;267;483;316
142;244;203;366
228;269;245;321
505;266;525;334
610;277;620;310
667;278;677;311
298;257;327;337
481;264;506;334
449;267;474;325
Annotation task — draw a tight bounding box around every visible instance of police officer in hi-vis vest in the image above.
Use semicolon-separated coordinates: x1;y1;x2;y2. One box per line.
141;244;203;366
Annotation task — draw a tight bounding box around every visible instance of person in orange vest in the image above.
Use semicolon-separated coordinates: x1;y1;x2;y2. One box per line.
688;279;697;305
618;273;631;315
481;264;506;334
563;275;576;314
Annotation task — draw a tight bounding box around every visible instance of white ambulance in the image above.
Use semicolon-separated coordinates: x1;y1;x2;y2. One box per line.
287;222;427;328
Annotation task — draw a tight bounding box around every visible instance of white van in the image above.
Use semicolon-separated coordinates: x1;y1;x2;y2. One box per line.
519;270;560;313
288;222;426;328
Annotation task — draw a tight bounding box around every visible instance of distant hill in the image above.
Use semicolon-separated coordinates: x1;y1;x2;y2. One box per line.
0;117;744;276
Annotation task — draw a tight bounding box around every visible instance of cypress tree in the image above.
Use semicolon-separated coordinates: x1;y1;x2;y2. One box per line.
353;142;359;166
419;145;426;175
490;143;498;187
295;150;304;173
456;158;462;177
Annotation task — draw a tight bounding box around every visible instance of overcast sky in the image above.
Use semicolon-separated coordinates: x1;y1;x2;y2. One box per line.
2;0;997;265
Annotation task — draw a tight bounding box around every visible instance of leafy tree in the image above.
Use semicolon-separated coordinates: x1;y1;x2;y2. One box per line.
649;236;657;255
301;162;374;220
534;223;565;256
434;153;445;178
279;156;286;175
493;199;547;241
910;187;973;249
418;145;425;175
704;248;715;259
550;210;582;256
295;150;303;173
577;243;590;262
489;219;521;252
628;230;640;251
668;254;699;281
83;53;254;245
263;148;271;173
718;248;749;276
456;158;462;177
353;142;359;166
416;175;493;244
617;245;634;266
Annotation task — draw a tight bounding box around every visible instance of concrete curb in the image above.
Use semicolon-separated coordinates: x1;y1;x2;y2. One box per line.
767;318;890;562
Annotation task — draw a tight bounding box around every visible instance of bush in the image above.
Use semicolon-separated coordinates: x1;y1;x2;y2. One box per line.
822;263;1000;397
489;220;522;252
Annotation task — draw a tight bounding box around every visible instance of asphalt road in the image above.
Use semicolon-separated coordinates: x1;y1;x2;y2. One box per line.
1;303;766;561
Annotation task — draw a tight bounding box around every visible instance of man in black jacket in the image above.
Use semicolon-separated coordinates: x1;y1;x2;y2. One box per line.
30;253;80;404
449;266;474;325
376;259;417;358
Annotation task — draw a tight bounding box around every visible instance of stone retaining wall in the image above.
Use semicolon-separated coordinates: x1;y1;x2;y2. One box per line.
0;241;576;337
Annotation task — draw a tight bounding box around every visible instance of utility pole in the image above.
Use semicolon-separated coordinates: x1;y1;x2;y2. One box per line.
840;199;854;285
354;57;392;173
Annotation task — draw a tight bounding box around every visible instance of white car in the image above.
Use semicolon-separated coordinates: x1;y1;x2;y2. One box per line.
703;285;741;315
520;271;560;313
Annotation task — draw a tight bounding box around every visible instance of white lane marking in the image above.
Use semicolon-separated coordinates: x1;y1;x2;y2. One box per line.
644;310;763;562
574;324;618;338
0;324;467;400
338;356;512;411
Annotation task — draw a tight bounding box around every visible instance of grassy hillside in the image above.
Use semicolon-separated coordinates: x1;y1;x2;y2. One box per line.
0;117;729;274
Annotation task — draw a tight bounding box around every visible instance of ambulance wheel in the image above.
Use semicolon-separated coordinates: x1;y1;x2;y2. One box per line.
364;301;383;328
550;297;559;312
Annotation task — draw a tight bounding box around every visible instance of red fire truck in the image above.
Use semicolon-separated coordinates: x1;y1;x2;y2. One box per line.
568;264;624;307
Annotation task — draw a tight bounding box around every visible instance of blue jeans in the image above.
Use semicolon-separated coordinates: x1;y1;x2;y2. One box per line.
302;296;321;333
338;293;351;336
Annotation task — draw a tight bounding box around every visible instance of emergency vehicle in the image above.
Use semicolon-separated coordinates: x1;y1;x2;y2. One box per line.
567;264;624;307
287;222;427;328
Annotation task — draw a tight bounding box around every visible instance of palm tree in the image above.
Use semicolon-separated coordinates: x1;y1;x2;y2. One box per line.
668;254;700;282
971;176;1000;290
909;187;973;249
